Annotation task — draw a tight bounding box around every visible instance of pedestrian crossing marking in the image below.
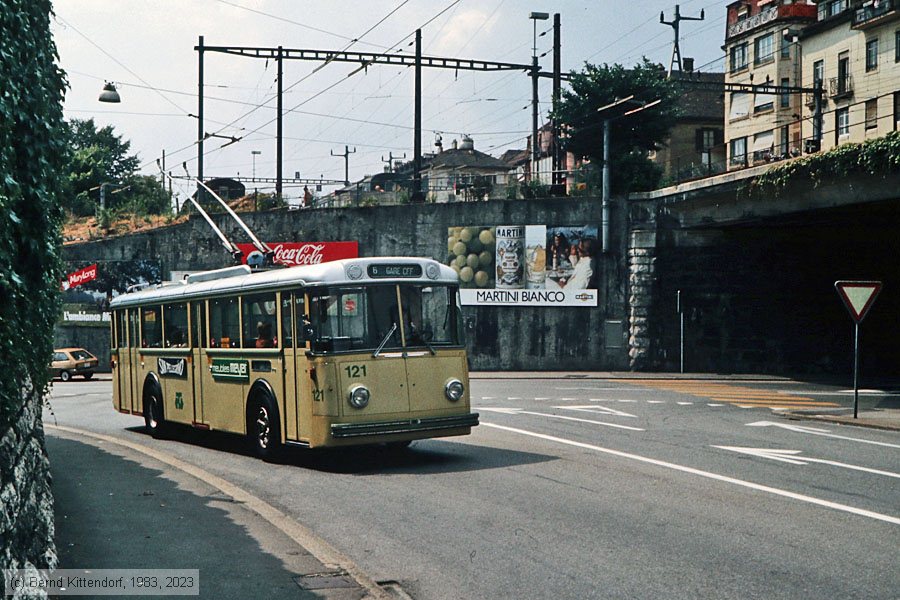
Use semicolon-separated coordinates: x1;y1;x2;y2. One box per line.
617;379;840;410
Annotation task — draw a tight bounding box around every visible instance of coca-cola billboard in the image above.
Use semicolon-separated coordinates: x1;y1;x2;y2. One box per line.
236;242;358;268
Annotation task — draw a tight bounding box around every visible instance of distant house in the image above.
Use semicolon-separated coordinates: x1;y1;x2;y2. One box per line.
651;65;727;181
425;136;511;202
202;177;246;200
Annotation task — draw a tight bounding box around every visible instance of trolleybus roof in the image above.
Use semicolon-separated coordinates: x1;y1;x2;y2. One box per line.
109;257;459;309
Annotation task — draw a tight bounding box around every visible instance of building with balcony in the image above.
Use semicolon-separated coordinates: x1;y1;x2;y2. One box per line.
724;0;818;170
799;0;900;150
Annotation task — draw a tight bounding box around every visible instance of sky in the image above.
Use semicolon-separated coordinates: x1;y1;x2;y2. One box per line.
52;0;729;203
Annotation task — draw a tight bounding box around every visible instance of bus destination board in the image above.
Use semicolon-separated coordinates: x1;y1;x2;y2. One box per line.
367;264;423;279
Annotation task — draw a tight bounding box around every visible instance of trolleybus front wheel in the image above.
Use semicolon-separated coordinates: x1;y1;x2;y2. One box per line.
144;389;168;439
248;395;282;462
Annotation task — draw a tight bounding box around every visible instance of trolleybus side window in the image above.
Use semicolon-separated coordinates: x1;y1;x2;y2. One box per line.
209;296;240;348
242;292;277;348
141;306;163;348
163;303;189;348
292;293;312;345
128;309;139;348
115;310;127;347
281;293;293;348
192;301;207;349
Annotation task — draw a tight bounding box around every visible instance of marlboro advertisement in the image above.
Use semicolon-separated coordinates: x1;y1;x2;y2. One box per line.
447;225;598;307
236;241;358;267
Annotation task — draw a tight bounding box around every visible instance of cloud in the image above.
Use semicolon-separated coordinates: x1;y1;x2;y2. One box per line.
432;9;498;55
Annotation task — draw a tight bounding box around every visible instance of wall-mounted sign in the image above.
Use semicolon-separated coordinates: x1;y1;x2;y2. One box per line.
210;358;249;382
157;357;187;378
448;225;599;307
61;263;97;291
236;241;358;268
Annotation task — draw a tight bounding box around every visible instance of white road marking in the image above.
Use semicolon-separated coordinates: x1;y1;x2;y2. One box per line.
556;405;637;418
480;407;644;431
677;402;693;405
708;404;724;407
535;397;551;401
714;446;900;479
747;421;900;449
481;397;496;400
616;399;637;403
481;422;900;526
646;400;666;404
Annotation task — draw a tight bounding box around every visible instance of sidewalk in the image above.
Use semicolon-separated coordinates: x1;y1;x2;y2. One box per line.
46;432;378;599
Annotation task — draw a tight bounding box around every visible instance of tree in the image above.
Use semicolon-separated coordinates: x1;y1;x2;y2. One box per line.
553;59;679;193
62;118;170;217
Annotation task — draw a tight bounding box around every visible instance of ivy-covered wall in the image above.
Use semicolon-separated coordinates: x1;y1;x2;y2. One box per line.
0;0;67;592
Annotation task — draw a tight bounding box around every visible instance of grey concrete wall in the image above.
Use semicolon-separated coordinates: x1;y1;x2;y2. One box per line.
0;385;56;594
62;197;631;371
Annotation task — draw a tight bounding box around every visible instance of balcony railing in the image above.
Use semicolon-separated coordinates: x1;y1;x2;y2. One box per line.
853;0;898;27
829;75;853;99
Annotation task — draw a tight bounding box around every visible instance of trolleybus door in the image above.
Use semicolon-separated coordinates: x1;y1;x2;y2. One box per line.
191;301;207;426
125;307;141;414
280;292;303;442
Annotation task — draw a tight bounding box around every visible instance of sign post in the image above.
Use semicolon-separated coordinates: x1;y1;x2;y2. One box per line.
834;281;882;418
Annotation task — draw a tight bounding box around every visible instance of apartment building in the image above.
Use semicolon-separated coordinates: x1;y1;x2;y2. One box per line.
800;0;900;150
724;0;818;170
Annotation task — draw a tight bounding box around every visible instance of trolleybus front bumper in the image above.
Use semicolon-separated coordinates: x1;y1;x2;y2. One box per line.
331;413;480;439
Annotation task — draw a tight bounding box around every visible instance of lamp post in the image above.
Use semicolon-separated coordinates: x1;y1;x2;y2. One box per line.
529;12;549;184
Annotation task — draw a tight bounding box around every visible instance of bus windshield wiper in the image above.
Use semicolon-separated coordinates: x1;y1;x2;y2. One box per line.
373;323;397;357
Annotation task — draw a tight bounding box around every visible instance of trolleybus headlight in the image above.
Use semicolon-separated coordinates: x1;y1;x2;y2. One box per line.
348;385;370;409
444;379;464;402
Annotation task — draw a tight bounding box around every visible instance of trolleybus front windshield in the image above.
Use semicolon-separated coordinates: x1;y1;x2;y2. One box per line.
307;284;462;353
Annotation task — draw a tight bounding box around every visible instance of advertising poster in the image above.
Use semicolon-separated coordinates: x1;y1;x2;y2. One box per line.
236;241;358;268
447;225;599;307
60;259;163;325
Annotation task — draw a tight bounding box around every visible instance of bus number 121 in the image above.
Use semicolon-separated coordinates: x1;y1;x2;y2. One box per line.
344;364;367;378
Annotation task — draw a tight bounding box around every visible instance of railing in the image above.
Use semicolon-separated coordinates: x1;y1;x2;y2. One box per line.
853;0;896;26
829;75;853;98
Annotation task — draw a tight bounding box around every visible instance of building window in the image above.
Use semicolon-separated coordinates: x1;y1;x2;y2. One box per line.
729;92;751;120
755;33;774;65
895;92;900;130
896;31;900;62
730;43;748;73
836;107;850;141
865;99;878;130
813;60;824;85
779;125;790;156
781;36;791;58
754;91;775;113
866;39;879;71
818;0;848;21
752;130;775;161
780;77;791;108
730;137;747;166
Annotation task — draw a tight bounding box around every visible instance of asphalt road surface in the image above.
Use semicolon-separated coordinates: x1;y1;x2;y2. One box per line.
44;376;900;599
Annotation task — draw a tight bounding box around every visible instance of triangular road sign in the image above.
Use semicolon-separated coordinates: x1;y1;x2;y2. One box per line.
835;280;882;323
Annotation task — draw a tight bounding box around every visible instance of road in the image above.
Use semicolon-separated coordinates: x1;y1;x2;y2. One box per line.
45;376;900;599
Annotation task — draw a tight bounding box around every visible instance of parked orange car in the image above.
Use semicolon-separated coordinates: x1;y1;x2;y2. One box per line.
50;348;98;382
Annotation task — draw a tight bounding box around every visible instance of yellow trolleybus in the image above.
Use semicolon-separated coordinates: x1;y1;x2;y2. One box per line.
109;257;478;458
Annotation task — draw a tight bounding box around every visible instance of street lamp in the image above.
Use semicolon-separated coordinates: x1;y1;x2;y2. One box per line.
251;150;262;210
529;12;549;183
98;81;121;103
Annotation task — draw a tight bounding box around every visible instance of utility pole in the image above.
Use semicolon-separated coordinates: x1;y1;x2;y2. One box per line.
530;12;549;184
331;145;356;186
197;35;205;203
382;152;406;173
552;13;561;188
660;5;704;77
413;28;423;201
276;46;283;199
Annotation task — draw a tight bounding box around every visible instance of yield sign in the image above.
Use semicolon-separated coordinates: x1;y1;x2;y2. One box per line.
835;280;882;323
